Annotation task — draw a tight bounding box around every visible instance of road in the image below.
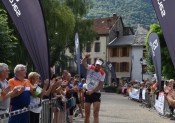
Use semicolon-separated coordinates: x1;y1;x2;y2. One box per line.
74;92;173;123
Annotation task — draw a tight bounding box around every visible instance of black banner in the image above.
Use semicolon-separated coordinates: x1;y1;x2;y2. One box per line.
2;0;50;80
152;0;175;69
106;61;117;84
148;32;161;90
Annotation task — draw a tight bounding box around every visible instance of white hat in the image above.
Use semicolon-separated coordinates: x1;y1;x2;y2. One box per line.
95;59;103;66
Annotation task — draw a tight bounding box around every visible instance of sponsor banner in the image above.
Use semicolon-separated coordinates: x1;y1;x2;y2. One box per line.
106;61;117;84
148;32;161;90
154;92;164;115
75;33;81;79
129;88;140;100
142;88;146;100
152;0;175;70
2;0;50;80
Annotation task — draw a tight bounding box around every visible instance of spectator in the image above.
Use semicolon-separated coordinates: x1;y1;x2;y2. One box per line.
8;64;34;123
0;63;20;123
73;80;84;118
52;76;64;123
166;79;175;120
28;72;53;123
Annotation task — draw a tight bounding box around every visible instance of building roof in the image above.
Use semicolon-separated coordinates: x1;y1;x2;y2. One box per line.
92;15;118;35
132;24;149;46
123;27;134;35
108;35;134;47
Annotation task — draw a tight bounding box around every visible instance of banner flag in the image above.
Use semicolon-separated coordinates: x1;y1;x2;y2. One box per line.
152;0;175;69
148;32;161;90
2;0;50;80
106;61;117;84
75;33;81;79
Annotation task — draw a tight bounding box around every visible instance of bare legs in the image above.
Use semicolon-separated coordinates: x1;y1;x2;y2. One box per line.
84;102;100;123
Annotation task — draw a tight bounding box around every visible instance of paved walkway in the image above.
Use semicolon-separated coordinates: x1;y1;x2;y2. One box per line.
74;92;174;123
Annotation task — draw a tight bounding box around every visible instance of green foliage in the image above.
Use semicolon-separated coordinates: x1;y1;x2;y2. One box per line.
65;0;97;54
0;9;17;64
0;0;96;73
41;0;75;66
88;0;157;29
145;24;175;79
65;0;93;17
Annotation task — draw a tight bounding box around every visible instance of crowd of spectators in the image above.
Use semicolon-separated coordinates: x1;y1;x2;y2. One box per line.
120;79;175;120
0;63;86;123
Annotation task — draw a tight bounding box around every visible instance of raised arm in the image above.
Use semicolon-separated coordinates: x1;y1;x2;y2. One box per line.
82;53;90;70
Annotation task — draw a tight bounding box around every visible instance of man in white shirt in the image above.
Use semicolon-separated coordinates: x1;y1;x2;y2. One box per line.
0;63;19;123
82;53;105;123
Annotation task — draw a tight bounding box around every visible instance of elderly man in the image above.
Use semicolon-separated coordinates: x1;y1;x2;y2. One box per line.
8;64;34;123
82;53;106;123
0;63;19;123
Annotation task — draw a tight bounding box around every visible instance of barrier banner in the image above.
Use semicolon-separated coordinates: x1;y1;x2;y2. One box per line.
148;32;161;90
142;88;146;100
152;0;175;70
129;88;140;100
154;92;165;115
2;0;50;80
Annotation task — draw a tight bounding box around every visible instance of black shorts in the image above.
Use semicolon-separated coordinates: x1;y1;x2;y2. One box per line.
85;92;101;103
73;92;80;104
75;97;80;104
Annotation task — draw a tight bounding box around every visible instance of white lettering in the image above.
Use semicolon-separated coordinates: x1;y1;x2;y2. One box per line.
149;39;159;57
153;39;158;51
9;0;14;3
9;0;21;17
11;3;21;17
157;0;166;17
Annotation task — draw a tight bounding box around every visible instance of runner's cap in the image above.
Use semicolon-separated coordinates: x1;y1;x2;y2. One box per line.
95;59;103;66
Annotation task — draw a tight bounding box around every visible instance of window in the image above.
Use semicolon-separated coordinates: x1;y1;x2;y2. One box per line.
116;62;120;72
120;47;129;57
86;43;91;52
143;46;147;58
112;62;120;72
120;62;129;72
94;42;100;52
110;48;119;57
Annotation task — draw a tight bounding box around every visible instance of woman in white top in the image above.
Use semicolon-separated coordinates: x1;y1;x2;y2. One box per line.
28;72;54;123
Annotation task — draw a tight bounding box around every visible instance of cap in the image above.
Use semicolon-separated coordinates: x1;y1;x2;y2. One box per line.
95;59;103;66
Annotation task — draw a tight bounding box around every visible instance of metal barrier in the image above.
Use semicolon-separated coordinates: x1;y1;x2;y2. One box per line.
149;94;155;111
0;98;67;123
41;99;52;123
163;96;171;117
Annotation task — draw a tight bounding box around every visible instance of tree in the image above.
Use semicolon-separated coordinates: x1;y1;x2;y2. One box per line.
145;24;175;79
41;0;75;66
0;9;17;64
65;0;97;53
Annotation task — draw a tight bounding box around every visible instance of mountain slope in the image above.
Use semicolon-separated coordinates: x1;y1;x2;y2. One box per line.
87;0;157;29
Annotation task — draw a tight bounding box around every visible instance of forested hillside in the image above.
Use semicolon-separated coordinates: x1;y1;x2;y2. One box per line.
87;0;158;29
